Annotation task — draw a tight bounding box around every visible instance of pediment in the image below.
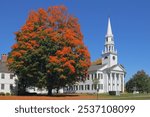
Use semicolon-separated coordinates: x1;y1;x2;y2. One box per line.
111;65;125;72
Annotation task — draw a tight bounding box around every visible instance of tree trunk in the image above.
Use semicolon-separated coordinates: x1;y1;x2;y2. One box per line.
56;88;59;94
48;87;53;96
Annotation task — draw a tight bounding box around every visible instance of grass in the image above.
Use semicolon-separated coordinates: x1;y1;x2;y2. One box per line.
0;93;150;100
92;93;150;100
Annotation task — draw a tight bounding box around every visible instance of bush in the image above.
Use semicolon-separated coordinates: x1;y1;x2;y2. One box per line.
109;91;120;96
109;91;116;95
0;92;5;96
5;92;11;96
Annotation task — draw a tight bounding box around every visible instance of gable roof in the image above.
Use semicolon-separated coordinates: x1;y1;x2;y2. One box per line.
104;64;126;73
88;64;106;72
0;62;12;73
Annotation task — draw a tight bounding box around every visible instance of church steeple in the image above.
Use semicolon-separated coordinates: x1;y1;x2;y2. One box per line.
102;17;118;67
106;17;113;37
103;17;117;54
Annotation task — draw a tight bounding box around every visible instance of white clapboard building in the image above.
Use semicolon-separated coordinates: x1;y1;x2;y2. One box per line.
0;54;17;94
64;18;126;93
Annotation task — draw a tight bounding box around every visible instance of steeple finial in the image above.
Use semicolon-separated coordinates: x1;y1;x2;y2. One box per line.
106;17;113;37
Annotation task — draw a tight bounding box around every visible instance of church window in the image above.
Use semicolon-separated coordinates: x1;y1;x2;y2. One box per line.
98;73;100;79
113;56;115;60
87;85;90;90
117;77;119;81
104;56;108;59
81;85;84;90
75;86;78;90
101;74;103;79
109;46;111;51
95;73;97;79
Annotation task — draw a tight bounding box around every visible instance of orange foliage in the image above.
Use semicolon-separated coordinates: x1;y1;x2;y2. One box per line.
56;47;71;55
7;58;14;64
19;50;26;54
63;61;75;73
12;51;22;57
79;60;88;67
29;40;39;47
28;11;39;23
11;43;19;49
49;56;59;63
38;8;48;21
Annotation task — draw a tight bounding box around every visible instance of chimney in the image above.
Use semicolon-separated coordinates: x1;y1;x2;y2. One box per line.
1;54;8;62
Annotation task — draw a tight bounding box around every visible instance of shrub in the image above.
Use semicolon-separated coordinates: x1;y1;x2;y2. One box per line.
5;92;11;96
0;92;5;96
109;91;120;96
109;91;116;95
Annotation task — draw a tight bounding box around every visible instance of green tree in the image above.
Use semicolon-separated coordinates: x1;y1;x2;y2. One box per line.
8;5;91;95
126;70;150;93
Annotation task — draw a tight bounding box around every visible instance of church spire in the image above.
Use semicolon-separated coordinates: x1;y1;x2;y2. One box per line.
102;17;118;67
106;17;113;37
102;17;117;55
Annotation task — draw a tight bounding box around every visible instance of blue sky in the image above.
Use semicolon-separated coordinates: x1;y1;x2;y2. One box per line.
0;0;150;81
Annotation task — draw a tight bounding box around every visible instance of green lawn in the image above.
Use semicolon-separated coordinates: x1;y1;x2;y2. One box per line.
88;93;150;100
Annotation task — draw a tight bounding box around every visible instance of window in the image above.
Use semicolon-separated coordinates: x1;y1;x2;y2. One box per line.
92;84;94;90
92;84;97;90
87;85;90;90
79;85;84;90
76;85;78;90
87;74;90;80
117;77;119;81
113;56;116;60
91;74;93;80
1;73;5;79
81;85;84;90
10;74;14;79
101;74;103;79
95;73;97;79
1;84;4;90
98;73;100;79
10;84;13;90
104;56;108;59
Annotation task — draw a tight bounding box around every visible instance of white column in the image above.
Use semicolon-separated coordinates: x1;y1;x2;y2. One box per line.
122;74;125;93
110;73;112;91
114;73;117;91
106;74;108;92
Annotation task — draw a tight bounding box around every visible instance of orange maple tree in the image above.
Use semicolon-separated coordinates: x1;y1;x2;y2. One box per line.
8;5;91;95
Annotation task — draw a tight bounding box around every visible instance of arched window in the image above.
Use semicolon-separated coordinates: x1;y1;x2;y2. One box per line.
104;56;108;59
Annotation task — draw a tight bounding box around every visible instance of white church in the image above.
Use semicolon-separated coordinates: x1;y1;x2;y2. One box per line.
64;18;126;94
